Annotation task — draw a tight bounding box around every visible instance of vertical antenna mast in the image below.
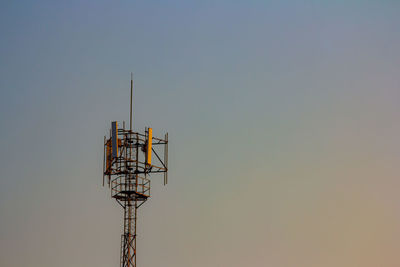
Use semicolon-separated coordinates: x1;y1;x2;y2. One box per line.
130;72;133;131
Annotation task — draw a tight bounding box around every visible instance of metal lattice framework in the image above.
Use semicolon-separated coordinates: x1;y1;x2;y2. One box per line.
102;77;168;267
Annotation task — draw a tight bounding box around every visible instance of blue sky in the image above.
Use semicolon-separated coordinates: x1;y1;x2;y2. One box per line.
1;1;400;267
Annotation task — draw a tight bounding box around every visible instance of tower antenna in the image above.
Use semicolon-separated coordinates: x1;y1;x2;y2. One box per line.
102;75;169;267
130;72;133;131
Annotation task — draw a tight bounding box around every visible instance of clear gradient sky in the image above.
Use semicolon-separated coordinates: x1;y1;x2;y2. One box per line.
1;1;400;267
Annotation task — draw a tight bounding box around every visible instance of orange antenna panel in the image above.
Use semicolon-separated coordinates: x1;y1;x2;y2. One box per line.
146;128;152;166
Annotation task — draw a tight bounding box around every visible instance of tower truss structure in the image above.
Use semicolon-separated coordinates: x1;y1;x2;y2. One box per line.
102;77;168;267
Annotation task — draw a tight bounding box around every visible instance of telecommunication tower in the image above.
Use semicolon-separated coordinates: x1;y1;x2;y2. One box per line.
102;75;168;267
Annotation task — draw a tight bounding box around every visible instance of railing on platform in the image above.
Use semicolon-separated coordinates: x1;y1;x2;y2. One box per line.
111;176;150;200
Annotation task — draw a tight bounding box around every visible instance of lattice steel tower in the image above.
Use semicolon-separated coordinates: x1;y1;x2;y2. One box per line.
102;75;168;267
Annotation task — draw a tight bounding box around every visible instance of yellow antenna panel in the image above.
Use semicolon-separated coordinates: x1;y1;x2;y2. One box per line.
146;128;152;165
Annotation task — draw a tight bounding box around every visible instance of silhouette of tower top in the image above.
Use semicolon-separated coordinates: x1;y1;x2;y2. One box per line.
102;75;168;267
